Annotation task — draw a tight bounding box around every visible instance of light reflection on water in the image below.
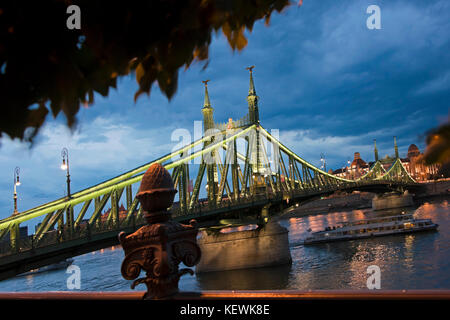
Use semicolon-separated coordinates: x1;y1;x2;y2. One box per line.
0;199;448;292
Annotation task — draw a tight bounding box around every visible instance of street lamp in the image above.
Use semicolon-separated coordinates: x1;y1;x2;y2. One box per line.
13;167;20;215
320;153;326;172
61;147;71;198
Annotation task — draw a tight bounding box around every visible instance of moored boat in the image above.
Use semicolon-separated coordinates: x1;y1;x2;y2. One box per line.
304;214;438;245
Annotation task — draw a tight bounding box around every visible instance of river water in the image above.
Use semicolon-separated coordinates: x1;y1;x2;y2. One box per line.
0;198;448;292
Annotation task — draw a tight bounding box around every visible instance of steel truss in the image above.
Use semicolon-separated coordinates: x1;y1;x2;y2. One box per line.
0;125;416;257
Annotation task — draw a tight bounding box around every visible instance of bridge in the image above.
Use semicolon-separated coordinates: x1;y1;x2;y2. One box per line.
0;68;420;280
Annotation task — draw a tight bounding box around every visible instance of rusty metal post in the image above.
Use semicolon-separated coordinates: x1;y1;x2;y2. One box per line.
119;163;201;300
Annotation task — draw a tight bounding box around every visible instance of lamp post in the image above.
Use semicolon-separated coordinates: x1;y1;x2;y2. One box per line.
13;167;21;215
320;153;326;172
61;148;71;198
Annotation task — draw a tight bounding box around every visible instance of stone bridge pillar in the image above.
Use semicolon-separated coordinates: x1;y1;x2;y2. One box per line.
196;220;291;273
196;203;291;273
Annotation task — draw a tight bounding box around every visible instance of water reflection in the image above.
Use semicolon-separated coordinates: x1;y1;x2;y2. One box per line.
25;275;33;287
283;200;448;290
196;263;292;290
0;199;448;292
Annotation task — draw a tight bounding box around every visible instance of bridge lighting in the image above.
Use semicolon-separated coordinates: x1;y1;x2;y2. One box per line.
61;147;71;198
13;167;20;215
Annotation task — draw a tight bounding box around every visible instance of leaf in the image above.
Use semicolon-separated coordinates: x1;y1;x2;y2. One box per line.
0;0;293;143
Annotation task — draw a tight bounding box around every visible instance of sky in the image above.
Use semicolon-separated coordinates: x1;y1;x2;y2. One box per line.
0;0;449;218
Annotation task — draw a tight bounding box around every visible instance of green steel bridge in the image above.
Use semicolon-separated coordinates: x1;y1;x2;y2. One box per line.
0;69;420;280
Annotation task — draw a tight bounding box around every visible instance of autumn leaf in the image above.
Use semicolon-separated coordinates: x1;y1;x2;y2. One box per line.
0;0;293;143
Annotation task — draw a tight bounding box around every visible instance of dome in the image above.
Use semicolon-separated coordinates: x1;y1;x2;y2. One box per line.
408;144;419;152
407;144;420;158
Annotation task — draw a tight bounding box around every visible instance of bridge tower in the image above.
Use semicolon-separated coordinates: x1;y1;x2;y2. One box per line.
246;66;260;125
394;136;399;159
246;66;266;193
201;80;214;131
201;80;218;206
374;139;379;162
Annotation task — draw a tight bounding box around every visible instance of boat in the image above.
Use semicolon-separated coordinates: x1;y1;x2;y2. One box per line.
18;258;74;276
303;214;438;245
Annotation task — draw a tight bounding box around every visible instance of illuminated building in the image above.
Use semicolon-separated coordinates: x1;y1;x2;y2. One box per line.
332;152;370;179
403;144;440;181
332;143;441;181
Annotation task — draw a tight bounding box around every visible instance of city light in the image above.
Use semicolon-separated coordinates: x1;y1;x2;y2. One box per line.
13;167;20;215
60;158;68;171
60;147;71;198
15;172;21;186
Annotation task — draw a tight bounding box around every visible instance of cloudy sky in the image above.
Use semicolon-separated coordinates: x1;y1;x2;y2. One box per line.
1;0;449;218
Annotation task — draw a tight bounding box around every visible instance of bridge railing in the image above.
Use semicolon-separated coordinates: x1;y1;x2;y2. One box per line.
0;191;281;257
0;213;148;258
171;178;400;220
0;178;414;259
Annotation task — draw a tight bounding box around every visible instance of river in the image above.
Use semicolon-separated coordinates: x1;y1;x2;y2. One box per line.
0;198;448;292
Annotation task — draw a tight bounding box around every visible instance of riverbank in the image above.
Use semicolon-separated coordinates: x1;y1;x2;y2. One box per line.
280;180;450;219
279;192;374;219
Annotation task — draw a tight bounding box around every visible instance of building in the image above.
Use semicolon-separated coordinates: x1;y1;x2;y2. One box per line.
332;139;441;181
348;152;370;179
101;204;128;222
375;144;440;181
331;168;346;178
403;144;440;180
332;152;370;180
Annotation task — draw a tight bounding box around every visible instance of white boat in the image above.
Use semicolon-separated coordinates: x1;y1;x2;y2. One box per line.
18;258;74;276
304;214;438;245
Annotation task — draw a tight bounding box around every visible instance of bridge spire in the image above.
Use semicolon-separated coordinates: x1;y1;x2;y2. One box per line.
201;80;214;132
202;80;211;108
394;136;399;159
247;65;256;96
246;66;259;124
374;139;379;162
